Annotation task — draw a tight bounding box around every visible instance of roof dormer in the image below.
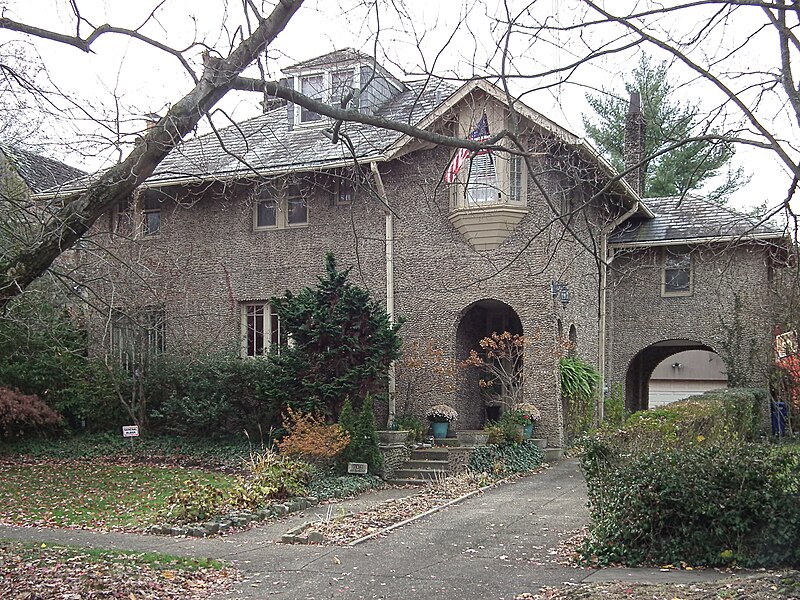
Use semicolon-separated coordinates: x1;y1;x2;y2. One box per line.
282;49;406;128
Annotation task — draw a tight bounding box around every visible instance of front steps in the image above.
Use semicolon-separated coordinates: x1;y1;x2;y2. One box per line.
386;440;562;486
387;448;449;485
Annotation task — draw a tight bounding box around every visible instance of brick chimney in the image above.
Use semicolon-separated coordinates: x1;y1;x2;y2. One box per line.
624;92;646;197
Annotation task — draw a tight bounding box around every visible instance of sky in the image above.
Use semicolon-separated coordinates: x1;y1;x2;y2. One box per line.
1;0;797;214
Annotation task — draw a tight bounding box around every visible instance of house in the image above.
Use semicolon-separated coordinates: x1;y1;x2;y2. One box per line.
70;49;785;451
1;142;87;263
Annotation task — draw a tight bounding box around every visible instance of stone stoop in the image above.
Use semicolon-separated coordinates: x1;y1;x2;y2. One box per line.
387;448;450;486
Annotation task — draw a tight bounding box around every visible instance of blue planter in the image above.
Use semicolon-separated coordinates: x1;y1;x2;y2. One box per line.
431;421;449;439
523;424;534;439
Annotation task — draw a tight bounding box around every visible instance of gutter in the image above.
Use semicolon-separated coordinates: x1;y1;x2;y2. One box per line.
370;161;397;427
608;232;786;249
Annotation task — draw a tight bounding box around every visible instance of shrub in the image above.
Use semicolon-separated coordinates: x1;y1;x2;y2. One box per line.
146;352;282;438
161;448;312;524
483;411;524;446
308;474;384;501
338;396;383;474
0;387;63;439
579;442;800;568
393;414;425;442
468;442;544;477
586;388;765;465
561;355;600;443
276;408;350;468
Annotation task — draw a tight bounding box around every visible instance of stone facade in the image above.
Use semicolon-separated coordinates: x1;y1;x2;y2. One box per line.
74;51;785;451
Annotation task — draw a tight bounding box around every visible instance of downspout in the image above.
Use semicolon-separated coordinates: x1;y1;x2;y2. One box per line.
597;201;639;425
370;162;396;427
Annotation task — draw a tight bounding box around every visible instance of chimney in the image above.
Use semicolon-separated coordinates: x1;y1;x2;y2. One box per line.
624;92;645;197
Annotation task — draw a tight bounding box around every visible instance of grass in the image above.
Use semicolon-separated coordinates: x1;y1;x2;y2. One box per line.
0;461;238;529
0;540;237;598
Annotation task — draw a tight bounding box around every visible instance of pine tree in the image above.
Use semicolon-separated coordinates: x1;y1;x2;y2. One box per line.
583;55;746;201
268;252;401;420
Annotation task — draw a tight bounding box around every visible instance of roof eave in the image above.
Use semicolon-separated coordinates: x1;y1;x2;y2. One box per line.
608;232;787;248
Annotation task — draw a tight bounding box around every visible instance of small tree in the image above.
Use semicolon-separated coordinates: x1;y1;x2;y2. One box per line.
269;253;401;419
338;395;383;474
461;331;529;410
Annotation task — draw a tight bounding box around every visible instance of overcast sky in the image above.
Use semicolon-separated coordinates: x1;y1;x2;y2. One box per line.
2;0;797;212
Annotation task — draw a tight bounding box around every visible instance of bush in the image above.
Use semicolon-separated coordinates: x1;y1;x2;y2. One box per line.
393;414;425;442
146;352;282;438
161;448;312;524
579;442;800;568
0;387;63;439
561;355;600;443
483;411;524;446
468;442;544;477
276;408;350;468
338;396;383;474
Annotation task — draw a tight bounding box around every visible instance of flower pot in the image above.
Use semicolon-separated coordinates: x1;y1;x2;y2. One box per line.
431;421;449;439
522;424;534;439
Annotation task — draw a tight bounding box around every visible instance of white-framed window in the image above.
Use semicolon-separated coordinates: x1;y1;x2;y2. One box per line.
509;155;523;203
110;307;165;370
466;153;497;204
330;168;357;205
253;180;309;230
300;73;325;123
241;302;282;357
662;247;692;296
295;69;356;125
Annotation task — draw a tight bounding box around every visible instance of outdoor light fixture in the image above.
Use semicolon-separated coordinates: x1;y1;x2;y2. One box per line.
551;282;570;308
671;362;683;370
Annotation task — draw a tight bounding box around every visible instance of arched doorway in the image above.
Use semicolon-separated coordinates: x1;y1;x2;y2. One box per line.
455;299;523;428
625;340;727;412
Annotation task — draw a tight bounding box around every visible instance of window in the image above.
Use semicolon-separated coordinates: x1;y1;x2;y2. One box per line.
241;302;282;357
253;180;309;230
111;198;134;236
256;198;277;228
300;74;324;123
663;247;692;296
110;307;165;370
509;155;523;203
287;183;308;225
331;69;354;106
331;169;356;205
142;191;162;236
466;153;497;204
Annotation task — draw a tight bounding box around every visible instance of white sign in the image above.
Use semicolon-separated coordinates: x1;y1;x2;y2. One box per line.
347;462;368;475
122;425;140;438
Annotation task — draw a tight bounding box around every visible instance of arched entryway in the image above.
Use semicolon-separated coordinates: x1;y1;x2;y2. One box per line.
625;340;727;412
455;299;522;428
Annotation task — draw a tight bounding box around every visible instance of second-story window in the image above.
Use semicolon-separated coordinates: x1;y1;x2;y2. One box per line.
300;74;325;123
331;69;354;106
142;190;162;236
662;247;692;296
287;183;308;225
466;153;497;204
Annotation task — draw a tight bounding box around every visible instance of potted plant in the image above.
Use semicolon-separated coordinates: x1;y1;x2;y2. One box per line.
425;404;458;439
512;402;541;438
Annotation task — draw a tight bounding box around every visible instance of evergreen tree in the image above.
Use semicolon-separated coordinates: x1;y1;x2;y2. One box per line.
583;55;746;201
338;394;383;474
268;253;401;420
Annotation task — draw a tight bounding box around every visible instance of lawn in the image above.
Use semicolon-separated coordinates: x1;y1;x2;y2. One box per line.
0;540;238;599
0;461;237;530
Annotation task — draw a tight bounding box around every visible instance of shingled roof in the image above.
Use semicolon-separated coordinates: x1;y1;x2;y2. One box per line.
0;143;86;194
147;77;458;185
610;195;784;246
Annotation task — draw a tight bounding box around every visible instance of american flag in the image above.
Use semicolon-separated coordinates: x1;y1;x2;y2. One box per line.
444;113;490;183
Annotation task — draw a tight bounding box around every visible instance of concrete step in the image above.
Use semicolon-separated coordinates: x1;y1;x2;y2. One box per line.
393;468;449;481
434;438;460;447
410;448;449;461
529;438;547;450
386;478;428;486
404;459;448;470
544;447;563;462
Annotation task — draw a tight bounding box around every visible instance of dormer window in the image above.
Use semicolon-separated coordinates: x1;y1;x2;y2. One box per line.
296;69;356;125
466;154;497;203
300;74;325;123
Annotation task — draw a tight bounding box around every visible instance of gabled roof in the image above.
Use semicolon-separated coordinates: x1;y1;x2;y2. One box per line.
609;195;785;247
0;143;87;194
147;78;458;185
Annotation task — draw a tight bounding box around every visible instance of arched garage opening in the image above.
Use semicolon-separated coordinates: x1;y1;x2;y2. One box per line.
456;299;522;428
625;340;728;412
